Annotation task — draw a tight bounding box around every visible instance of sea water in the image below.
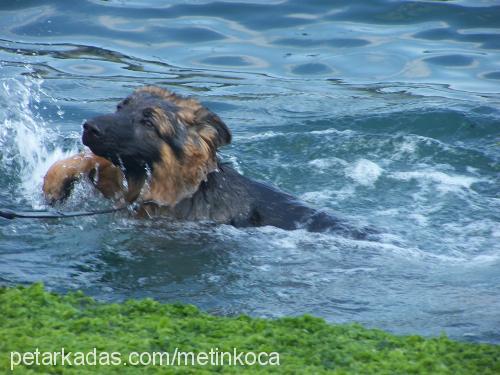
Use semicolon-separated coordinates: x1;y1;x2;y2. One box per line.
0;0;499;343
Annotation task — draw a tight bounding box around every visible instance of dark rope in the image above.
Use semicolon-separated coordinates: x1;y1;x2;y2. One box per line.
0;206;128;220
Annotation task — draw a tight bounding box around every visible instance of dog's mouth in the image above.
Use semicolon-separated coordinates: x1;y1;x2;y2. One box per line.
81;116;160;180
82;129;112;163
82;121;106;155
82;133;149;180
82;129;97;151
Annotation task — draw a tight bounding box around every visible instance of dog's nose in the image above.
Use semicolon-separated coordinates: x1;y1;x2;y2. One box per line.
83;121;102;137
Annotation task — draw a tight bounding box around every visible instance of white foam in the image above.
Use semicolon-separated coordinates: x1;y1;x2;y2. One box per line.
310;128;354;136
308;157;347;170
0;77;77;207
391;170;482;193
391;135;419;161
220;214;499;269
224;154;243;174
493;225;500;238
301;186;355;205
301;190;334;204
237;131;284;141
345;158;383;186
408;213;429;226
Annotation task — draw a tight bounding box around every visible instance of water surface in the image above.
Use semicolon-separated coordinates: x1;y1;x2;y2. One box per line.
0;0;499;344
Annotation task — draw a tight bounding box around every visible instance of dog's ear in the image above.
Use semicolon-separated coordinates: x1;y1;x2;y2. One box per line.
194;108;232;151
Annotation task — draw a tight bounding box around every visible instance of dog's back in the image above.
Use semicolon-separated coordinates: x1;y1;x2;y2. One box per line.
142;163;374;239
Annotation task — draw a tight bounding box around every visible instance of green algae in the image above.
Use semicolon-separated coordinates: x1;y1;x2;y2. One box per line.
0;284;498;374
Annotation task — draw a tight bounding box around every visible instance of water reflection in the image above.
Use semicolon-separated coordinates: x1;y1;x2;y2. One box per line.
0;0;498;92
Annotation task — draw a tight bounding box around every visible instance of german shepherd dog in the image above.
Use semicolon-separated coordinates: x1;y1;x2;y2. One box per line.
43;86;371;238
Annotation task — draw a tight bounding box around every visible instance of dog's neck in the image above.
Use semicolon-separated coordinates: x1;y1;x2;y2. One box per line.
142;167;201;206
133;163;253;223
123;153;217;208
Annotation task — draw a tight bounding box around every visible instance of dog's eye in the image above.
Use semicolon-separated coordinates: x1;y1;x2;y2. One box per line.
141;108;156;128
141;118;155;128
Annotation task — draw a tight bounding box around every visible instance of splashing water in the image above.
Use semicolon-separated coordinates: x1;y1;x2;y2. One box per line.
0;76;76;207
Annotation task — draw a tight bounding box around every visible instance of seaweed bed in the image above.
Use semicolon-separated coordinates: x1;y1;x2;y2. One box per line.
1;284;498;374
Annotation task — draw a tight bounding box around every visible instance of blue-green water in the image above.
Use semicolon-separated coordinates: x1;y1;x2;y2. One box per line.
0;1;499;343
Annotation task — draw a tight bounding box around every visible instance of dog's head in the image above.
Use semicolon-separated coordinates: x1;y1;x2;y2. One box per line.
82;86;231;204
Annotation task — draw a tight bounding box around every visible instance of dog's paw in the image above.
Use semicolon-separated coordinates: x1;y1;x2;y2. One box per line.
42;160;82;204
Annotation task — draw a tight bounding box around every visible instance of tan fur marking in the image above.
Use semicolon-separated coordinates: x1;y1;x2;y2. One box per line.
143;137;215;205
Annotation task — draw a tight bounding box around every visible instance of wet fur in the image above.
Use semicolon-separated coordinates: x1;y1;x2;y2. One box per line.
43;86;372;238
